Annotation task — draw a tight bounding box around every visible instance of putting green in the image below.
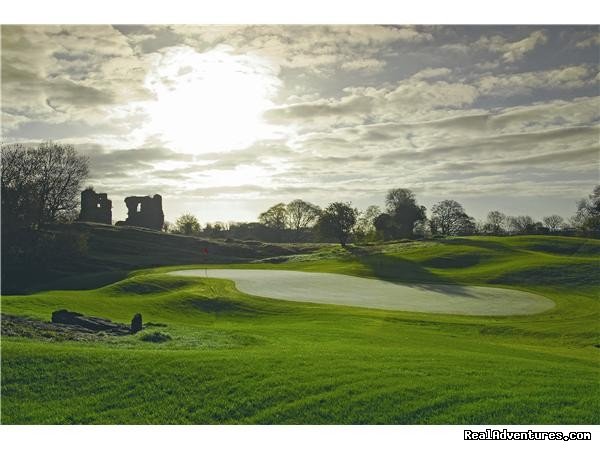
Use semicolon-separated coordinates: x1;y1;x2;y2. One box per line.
168;269;555;316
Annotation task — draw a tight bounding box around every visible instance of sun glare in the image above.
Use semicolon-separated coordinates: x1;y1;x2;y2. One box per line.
144;45;281;154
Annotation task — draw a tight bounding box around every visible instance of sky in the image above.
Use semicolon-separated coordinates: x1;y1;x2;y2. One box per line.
1;25;599;224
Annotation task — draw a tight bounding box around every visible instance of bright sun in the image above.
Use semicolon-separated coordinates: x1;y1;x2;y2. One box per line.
143;45;281;154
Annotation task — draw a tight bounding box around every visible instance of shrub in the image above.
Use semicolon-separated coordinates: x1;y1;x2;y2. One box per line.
140;331;172;343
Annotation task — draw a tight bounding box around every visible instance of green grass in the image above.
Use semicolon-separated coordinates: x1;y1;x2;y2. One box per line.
1;234;599;424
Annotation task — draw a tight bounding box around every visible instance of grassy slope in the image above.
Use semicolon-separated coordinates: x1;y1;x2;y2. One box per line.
6;222;321;294
1;235;599;424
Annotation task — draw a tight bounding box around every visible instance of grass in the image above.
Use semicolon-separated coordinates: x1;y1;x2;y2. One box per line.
1;233;599;424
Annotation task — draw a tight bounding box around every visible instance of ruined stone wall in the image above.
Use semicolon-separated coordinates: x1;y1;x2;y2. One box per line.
122;194;164;230
78;189;112;224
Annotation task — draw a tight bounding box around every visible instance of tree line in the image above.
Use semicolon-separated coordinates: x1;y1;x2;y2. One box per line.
173;186;600;246
2;142;599;249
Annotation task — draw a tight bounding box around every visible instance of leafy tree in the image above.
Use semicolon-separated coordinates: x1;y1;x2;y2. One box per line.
571;185;600;234
412;218;429;238
258;203;288;230
373;213;396;240
543;214;564;232
380;188;426;238
430;200;474;236
354;205;381;242
316;202;358;247
1;142;89;229
174;213;201;235
286;199;321;238
484;210;506;234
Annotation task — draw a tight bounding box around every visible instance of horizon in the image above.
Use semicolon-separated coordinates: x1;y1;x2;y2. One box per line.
2;25;599;224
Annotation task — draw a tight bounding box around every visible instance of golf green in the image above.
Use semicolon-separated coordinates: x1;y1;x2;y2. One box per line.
168;269;555;316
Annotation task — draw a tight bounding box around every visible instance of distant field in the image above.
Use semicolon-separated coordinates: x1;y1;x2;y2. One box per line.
1;234;599;424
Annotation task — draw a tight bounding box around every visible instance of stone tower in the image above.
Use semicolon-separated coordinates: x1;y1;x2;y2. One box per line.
78;188;112;224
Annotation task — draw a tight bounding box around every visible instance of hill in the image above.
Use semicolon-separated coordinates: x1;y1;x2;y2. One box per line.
2;222;323;294
1;234;599;423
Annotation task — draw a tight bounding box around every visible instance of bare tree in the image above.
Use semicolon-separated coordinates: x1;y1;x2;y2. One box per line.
485;210;506;234
506;215;535;234
543;214;564;232
286;199;321;238
1;142;88;228
258;203;288;230
430;200;474;235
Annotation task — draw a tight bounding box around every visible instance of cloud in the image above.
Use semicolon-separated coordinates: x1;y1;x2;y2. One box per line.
1;25;153;125
340;58;387;73
477;65;593;96
2;25;598;221
475;30;548;62
264;94;375;122
87;147;192;175
265;76;480;128
411;67;452;79
575;34;600;48
171;25;433;73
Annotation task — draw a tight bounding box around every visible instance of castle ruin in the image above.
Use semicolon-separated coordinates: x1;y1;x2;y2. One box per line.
122;194;164;231
79;189;164;230
78;188;112;224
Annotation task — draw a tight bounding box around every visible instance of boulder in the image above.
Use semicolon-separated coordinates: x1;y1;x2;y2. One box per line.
131;313;143;333
51;309;129;333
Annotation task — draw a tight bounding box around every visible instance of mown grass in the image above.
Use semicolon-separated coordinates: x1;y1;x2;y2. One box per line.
1;235;599;424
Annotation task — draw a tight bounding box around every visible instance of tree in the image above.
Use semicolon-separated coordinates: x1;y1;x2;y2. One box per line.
316;202;358;247
506;215;535;234
430;200;474;236
373;213;395;240
354;205;381;242
543;214;564;232
286;199;321;238
484;210;506;234
571;185;600;234
174;213;201;235
381;188;426;238
1;142;89;229
258;203;288;230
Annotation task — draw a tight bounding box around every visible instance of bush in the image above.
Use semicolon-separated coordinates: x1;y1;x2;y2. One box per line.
140;331;172;343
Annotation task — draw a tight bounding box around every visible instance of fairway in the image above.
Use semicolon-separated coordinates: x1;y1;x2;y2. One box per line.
168;269;555;316
2;235;598;424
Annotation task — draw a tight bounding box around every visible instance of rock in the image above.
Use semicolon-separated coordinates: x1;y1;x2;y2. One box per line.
131;313;142;333
52;309;83;324
51;309;129;333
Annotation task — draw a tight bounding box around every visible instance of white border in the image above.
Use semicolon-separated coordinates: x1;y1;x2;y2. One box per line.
1;1;598;448
0;425;598;450
0;0;598;24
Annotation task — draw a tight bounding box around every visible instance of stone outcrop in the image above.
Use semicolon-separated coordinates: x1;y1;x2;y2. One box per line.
51;309;129;334
131;313;143;333
78;188;112;224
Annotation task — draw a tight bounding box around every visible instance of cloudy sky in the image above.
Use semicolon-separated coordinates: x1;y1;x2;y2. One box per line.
2;25;599;224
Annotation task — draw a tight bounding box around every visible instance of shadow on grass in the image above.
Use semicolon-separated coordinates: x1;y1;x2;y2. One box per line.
438;237;509;252
346;246;474;297
31;271;131;293
423;253;489;269
491;262;599;289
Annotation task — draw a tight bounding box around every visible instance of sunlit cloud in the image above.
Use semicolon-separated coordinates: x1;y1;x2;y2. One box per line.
141;45;284;154
2;25;599;223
